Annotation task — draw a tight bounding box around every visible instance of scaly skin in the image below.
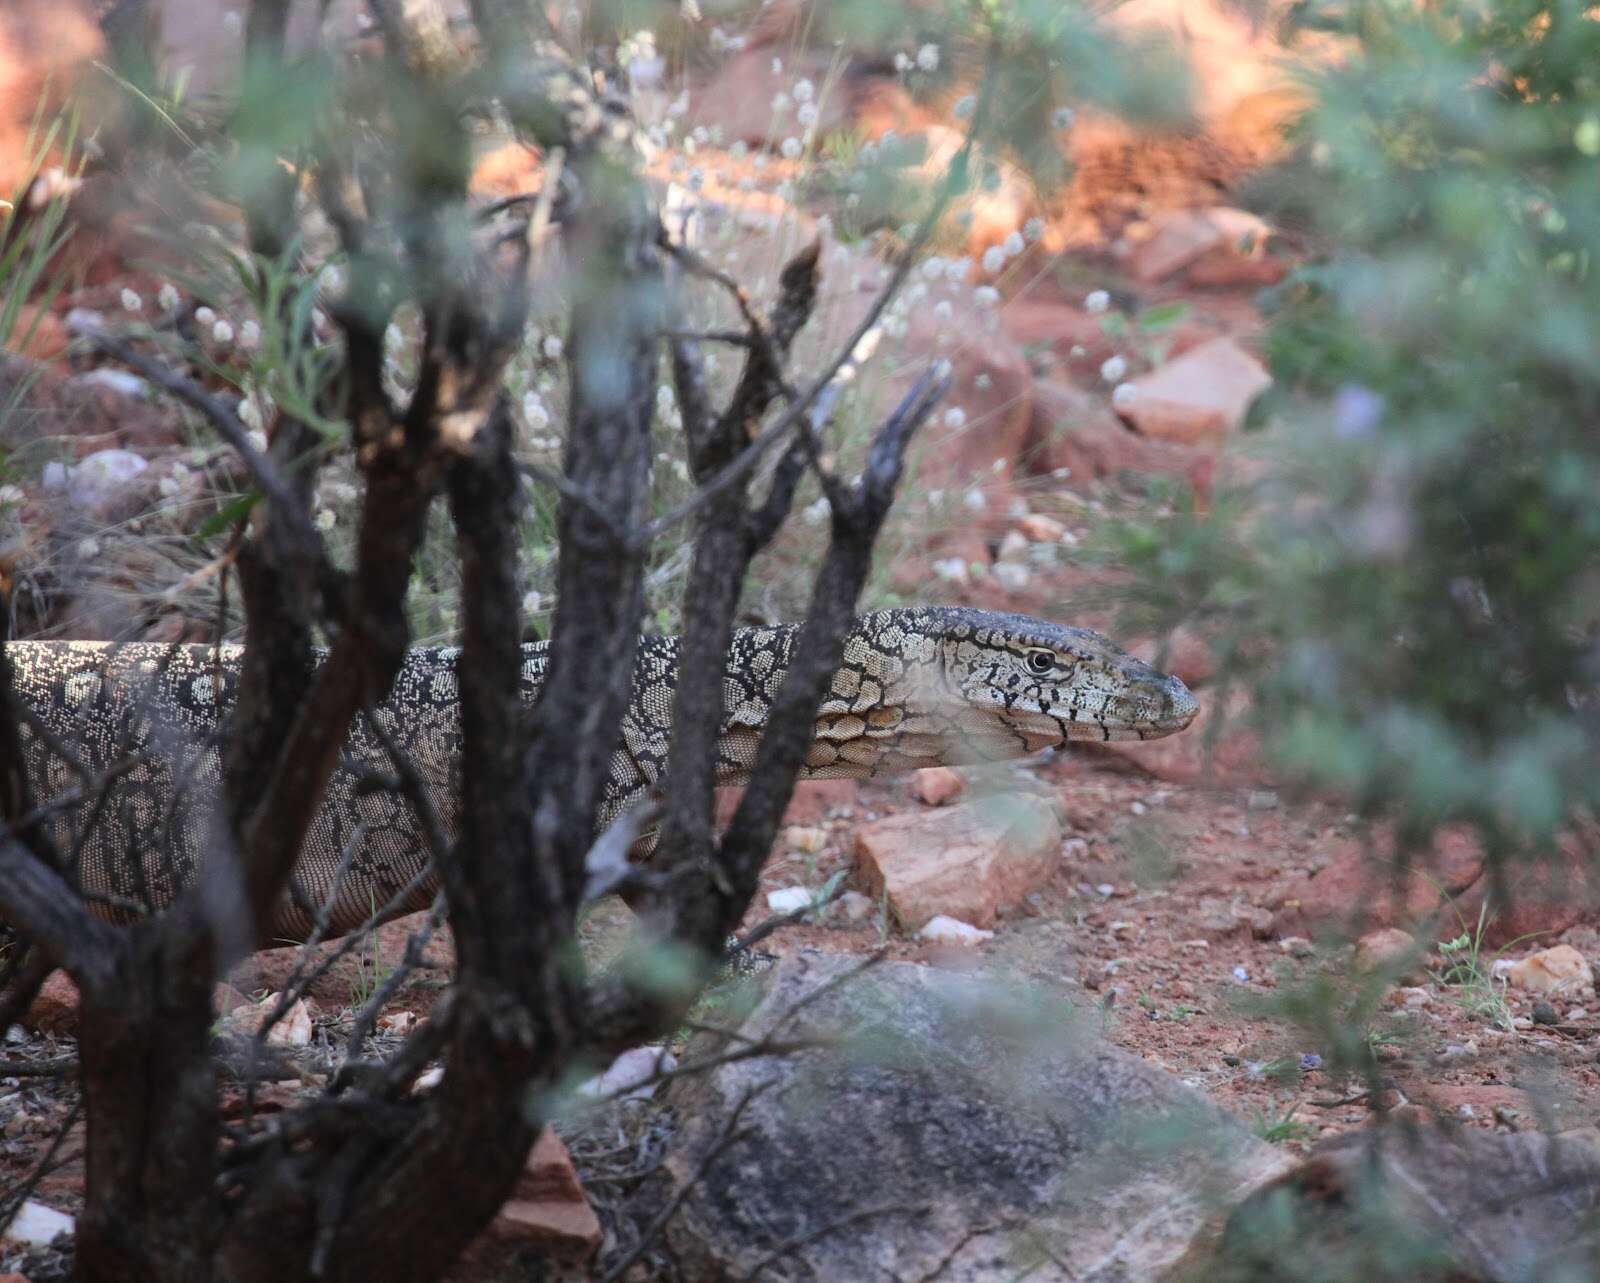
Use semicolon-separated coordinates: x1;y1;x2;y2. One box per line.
6;607;1196;940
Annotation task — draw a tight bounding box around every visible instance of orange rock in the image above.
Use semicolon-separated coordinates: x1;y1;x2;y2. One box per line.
0;1;103;195
515;1127;589;1205
1353;927;1422;980
1017;513;1066;542
482;1127;601;1263
1118;337;1271;446
1507;945;1592;997
5;304;68;362
910;767;963;807
854;795;1060;931
22;971;78;1037
1128;206;1275;285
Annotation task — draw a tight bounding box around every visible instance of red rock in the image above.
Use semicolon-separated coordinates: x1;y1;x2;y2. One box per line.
1129;207;1278;286
1354;927;1422;980
0;0;102;194
715;778;858;829
486;1200;601;1262
479;1128;600;1263
1017;513;1067;542
1026;379;1199;485
1281;828;1595;949
910;767;964;807
1002;297;1113;368
853;795;1061;931
515;1127;589;1205
1117;337;1272;446
23;971;78;1037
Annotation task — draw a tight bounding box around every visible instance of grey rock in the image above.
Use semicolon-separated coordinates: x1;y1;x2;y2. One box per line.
660;953;1291;1282
1209;1124;1600;1282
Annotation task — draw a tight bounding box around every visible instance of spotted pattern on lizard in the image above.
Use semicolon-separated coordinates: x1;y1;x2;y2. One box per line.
6;607;1197;940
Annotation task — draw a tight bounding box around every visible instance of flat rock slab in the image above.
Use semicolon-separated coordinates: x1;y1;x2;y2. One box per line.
661;954;1291;1283
853;794;1061;930
1208;1124;1600;1282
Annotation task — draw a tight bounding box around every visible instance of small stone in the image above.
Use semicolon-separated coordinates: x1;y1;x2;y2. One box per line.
910;767;964;807
377;1011;416;1035
223;993;314;1047
1231;966;1250;983
22;971;79;1037
580;1045;676;1101
1278;937;1315;958
918;916;994;946
1532;1000;1561;1026
1568;1007;1588;1022
1116;337;1271;446
765;886;812;914
997;529;1029;562
1354;927;1420;980
4;1199;73;1246
836;890;875;923
1018;513;1067;542
1246;790;1280;810
65;448;148;512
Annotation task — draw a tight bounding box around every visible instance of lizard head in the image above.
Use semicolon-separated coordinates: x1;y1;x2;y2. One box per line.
881;607;1198;759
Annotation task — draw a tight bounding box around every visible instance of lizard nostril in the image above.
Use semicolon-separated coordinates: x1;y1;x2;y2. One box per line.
1164;677;1199;726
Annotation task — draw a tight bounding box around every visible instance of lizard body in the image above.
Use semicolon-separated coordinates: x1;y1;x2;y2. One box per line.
6;607;1196;939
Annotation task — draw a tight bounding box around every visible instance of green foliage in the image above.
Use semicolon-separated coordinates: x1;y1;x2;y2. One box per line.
1102;1;1600;868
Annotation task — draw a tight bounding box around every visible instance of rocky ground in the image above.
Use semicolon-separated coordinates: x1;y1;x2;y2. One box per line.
4;1;1600;1279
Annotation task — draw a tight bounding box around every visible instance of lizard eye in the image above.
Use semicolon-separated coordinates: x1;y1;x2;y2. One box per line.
1025;649;1055;676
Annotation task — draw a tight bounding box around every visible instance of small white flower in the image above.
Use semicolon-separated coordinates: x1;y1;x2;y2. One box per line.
916;43;940;72
321;264;345;294
238;319;260;350
1084;289;1110;314
921;256;946;281
893;51;912;73
932;358;953;380
953;94;976;119
934;299;953;321
974;372;992;389
771;56;783;76
212;319;235;345
542;334;564;360
238;397;262;430
802;496;830;525
120;288;142;313
668;91;689;117
932;557;968;583
943;406;967;429
1052;106;1075;130
962;488;987;512
522;589;543;615
780;136;803;160
797;102;818;128
974;285;1000;308
77;537;100;559
981;246;1005;275
793;78;815;103
1100;355;1127;383
314;507;337;531
222;10;243;36
1023;217;1044;243
1002;231;1024;258
522;393;550;429
385;323;404;350
992;457;1007;473
771;92;791;115
246;429;269;453
157;283;180;311
927;489;945;506
1111;382;1139;409
945;258;971;285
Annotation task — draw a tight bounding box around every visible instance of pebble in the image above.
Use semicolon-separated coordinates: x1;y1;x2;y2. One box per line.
6;1199;74;1246
1532;1000;1560;1026
836;890;875;923
1278;937;1315;958
919;916;993;946
765;886;812;914
1231;966;1250;983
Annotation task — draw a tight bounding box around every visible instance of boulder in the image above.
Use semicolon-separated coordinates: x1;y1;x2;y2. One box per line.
1128;207;1278;286
661;953;1291;1283
1207;1125;1600;1283
853;795;1061;930
1353;928;1423;982
1117;337;1271;447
